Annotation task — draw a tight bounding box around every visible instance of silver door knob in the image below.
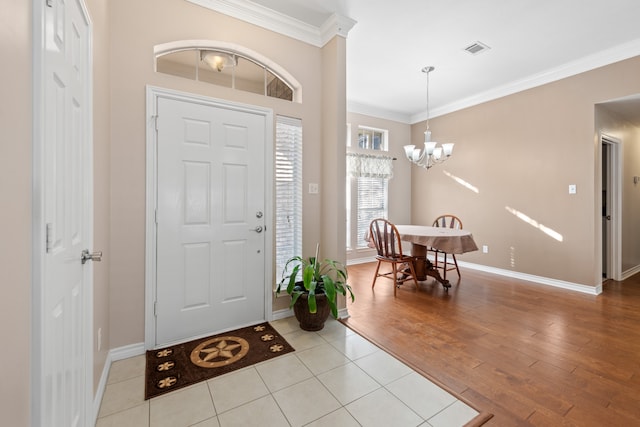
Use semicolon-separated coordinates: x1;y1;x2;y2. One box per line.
81;249;103;264
250;226;263;233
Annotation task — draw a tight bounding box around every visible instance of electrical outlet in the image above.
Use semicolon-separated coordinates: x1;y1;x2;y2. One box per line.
568;184;577;194
309;183;319;194
482;245;489;253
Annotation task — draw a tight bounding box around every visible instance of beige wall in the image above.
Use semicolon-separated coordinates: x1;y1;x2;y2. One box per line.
1;1;32;425
410;56;640;288
621;125;640;271
597;105;640;272
108;0;344;345
86;0;112;391
346;112;413;261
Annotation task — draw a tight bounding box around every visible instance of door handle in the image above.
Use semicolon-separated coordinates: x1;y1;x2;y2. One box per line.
81;249;103;264
606;215;611;220
250;226;263;233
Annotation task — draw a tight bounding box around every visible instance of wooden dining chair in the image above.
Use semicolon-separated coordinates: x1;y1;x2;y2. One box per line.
430;215;463;280
369;218;419;296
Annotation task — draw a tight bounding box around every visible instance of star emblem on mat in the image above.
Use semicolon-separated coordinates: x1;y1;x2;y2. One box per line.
261;334;275;341
200;340;242;361
253;325;266;332
190;336;250;368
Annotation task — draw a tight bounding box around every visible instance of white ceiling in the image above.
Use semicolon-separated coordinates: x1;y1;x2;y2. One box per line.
209;0;640;124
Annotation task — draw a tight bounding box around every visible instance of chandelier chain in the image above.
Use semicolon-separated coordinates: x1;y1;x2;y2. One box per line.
426;69;430;132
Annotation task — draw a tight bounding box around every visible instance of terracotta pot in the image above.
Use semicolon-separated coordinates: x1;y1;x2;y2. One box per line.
293;292;330;331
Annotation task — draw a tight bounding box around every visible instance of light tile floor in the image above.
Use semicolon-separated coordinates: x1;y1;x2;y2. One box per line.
96;317;479;427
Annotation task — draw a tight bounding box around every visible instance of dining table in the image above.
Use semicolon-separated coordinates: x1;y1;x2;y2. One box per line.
395;224;479;290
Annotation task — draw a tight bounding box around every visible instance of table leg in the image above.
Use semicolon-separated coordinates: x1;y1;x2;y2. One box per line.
411;244;451;290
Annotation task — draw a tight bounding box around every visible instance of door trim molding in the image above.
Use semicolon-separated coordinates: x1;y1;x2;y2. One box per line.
32;0;94;425
601;134;622;281
144;86;274;349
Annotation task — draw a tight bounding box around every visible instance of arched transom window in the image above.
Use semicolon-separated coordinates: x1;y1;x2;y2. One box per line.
154;40;301;103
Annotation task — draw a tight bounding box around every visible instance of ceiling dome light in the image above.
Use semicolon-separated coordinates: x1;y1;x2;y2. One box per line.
200;50;237;72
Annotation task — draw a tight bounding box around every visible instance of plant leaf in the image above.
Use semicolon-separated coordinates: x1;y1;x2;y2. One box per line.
289;291;302;308
302;265;314;290
285;264;300;294
307;284;317;313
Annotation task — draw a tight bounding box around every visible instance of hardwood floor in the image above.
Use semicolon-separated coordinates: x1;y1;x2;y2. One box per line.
343;263;640;426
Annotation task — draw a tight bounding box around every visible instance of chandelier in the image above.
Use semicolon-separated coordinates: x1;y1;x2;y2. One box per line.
403;66;454;169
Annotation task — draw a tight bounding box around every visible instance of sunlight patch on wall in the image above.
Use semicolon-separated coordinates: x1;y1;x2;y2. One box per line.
443;171;480;193
505;206;564;242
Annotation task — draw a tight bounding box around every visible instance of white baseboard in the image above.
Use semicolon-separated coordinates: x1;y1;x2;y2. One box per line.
92;342;146;424
621;264;640;280
271;307;294;321
111;342;146;361
337;307;350;319
272;306;350;321
347;256;376;265
458;261;602;295
348;258;602;295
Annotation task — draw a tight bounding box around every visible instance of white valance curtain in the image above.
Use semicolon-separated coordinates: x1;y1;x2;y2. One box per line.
346;152;394;179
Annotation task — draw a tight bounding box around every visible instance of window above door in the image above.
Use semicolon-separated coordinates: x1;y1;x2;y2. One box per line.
154;41;302;103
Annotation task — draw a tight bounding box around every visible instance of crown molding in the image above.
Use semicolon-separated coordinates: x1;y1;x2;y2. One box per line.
319;13;357;46
347;101;412;124
186;0;356;47
410;38;640;124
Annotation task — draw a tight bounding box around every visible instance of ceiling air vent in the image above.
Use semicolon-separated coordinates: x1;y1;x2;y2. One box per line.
464;41;490;55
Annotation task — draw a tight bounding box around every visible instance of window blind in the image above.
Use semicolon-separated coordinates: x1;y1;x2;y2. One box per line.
356;177;388;249
346;125;390;250
275;116;303;281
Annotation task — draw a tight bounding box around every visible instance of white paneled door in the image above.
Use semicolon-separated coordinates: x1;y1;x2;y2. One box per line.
154;96;268;346
37;0;93;426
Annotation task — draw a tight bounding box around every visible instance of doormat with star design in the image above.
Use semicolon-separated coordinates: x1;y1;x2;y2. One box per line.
144;322;295;399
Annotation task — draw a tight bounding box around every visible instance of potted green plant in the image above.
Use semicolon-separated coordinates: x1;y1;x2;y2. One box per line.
277;245;354;331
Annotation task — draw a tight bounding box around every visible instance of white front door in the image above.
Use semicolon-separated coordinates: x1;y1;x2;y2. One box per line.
154;94;270;346
35;0;93;425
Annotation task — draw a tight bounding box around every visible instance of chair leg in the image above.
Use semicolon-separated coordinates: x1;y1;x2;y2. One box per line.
443;253;447;280
371;260;382;289
452;254;460;277
392;262;398;297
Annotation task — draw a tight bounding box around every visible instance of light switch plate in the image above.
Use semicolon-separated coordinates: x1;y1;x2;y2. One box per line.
568;184;577;194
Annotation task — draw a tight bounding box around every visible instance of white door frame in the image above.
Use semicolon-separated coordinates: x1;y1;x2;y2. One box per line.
601;134;622;281
32;0;94;425
145;86;274;349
